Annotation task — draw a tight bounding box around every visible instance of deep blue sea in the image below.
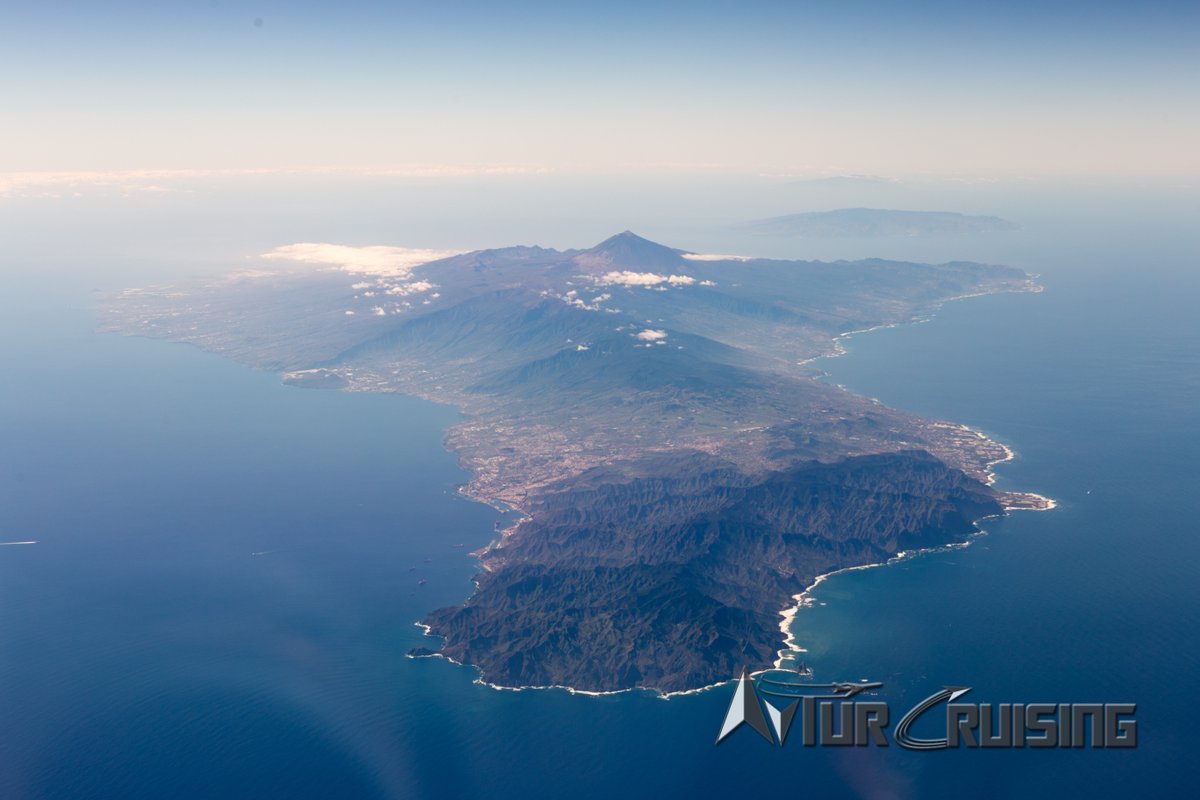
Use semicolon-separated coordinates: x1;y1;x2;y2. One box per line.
1;187;1197;798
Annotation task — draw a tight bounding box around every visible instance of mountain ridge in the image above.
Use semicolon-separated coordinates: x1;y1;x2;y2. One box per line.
743;208;1018;238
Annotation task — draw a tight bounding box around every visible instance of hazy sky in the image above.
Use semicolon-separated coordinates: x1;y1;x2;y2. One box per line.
3;0;1197;179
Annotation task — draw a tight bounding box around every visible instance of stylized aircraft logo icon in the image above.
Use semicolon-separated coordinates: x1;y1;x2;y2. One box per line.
831;680;884;697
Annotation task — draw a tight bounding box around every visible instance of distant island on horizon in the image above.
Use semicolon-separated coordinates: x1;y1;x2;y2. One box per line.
102;231;1050;694
742;208;1018;237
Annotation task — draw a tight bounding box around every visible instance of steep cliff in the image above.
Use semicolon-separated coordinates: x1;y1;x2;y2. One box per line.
424;450;1001;692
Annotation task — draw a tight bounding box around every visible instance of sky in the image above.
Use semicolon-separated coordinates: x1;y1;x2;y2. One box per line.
2;0;1198;180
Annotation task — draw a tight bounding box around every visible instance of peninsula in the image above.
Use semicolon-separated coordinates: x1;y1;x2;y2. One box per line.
102;232;1050;693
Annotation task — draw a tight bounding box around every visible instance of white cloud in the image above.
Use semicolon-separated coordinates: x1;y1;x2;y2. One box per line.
603;272;659;286
635;329;668;341
549;287;610;311
349;164;551;178
261;243;461;278
259;244;446;300
223;269;276;280
385;279;436;296
0;168;269;198
594;271;699;287
269;244;453;276
681;253;753;262
0;166;553;198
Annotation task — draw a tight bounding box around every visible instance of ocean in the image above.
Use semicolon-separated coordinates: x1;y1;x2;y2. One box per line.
0;183;1196;798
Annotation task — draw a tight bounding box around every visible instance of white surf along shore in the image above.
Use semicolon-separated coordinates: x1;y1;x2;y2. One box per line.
771;281;1056;673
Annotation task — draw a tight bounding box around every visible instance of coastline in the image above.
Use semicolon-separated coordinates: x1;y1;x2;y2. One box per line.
797;276;1042;368
412;513;997;700
772;538;980;672
803;281;1057;512
410;621;737;700
770;278;1054;678
951;420;1057;511
417;442;1054;699
768;484;1054;677
410;621;735;699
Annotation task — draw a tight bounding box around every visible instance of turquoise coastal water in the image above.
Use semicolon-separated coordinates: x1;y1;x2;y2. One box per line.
1;192;1196;798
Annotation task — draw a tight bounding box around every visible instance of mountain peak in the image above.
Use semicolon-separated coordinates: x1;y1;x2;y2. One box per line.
579;231;688;272
591;230;666;250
